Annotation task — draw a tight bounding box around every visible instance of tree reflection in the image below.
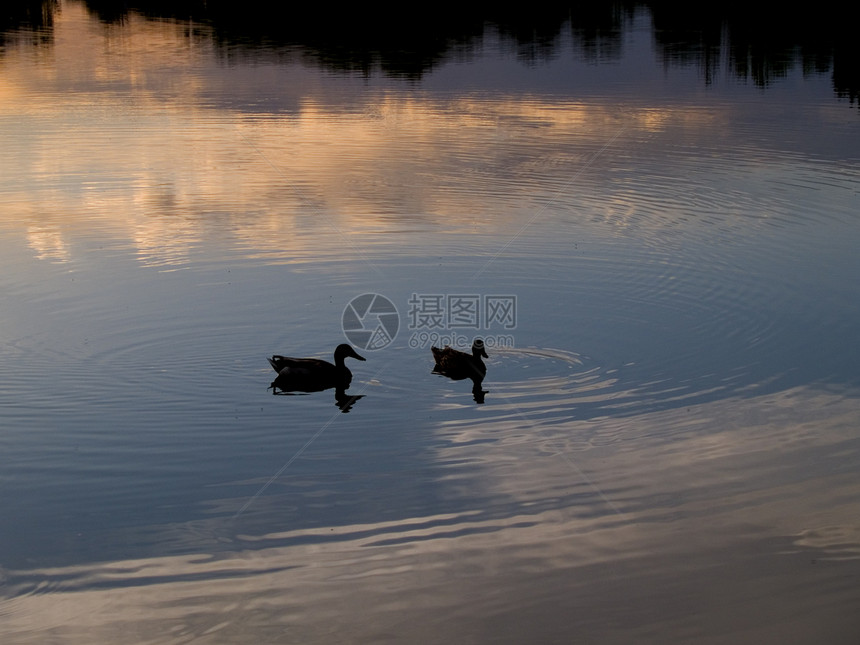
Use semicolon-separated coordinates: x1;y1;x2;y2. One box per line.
0;0;56;47
1;1;856;102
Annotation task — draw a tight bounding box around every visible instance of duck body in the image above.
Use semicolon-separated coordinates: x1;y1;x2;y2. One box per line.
269;343;365;393
431;339;487;381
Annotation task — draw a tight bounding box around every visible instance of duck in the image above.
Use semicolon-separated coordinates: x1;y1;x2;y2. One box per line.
431;339;488;381
268;343;366;394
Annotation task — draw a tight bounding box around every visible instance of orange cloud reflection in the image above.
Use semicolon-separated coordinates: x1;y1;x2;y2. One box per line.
1;2;731;269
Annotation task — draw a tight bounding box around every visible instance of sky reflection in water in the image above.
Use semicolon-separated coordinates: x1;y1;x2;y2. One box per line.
1;2;860;643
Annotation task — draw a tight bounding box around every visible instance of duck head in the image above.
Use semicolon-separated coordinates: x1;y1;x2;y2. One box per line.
334;343;366;364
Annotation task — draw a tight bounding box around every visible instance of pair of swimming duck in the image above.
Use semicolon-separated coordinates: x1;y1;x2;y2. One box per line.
267;340;488;394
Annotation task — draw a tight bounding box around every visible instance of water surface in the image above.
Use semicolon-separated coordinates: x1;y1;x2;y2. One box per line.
2;3;860;643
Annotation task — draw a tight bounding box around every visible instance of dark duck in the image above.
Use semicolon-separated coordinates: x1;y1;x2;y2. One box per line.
268;343;365;394
431;339;488;381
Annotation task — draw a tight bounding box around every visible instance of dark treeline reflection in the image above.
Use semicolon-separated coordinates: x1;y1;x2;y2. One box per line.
2;1;858;102
0;0;57;46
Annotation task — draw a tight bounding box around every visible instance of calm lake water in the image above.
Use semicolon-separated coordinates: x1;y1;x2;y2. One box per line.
2;2;860;643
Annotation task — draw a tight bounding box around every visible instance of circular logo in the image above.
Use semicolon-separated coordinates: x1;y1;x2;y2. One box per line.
342;293;399;350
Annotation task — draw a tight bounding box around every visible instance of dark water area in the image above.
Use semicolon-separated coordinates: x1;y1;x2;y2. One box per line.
2;2;860;643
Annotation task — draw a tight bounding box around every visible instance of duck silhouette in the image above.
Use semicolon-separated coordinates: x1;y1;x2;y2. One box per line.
431;339;488;381
268;343;365;394
431;339;488;403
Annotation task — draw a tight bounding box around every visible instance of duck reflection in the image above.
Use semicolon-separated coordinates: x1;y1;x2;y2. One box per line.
267;344;366;411
431;339;488;404
334;388;365;412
